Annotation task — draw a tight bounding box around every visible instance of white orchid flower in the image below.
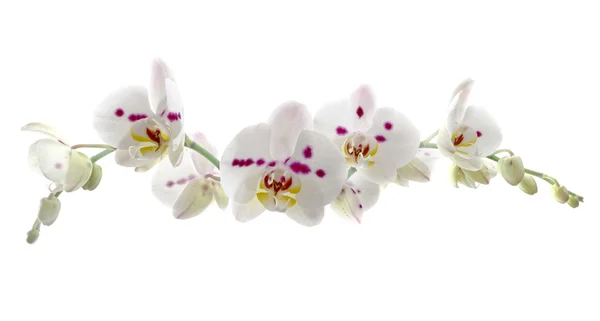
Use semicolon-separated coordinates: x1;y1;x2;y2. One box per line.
331;174;380;223
395;148;441;187
220;102;346;227
151;133;228;219
314;85;420;184
437;79;502;171
449;159;498;189
93;59;185;172
22;123;93;193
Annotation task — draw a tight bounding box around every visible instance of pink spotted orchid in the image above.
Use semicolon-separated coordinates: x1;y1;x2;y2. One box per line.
314;85;421;184
436;79;502;171
93;59;185;172
331;174;380;223
22;123;93;193
152;133;227;219
220;102;347;227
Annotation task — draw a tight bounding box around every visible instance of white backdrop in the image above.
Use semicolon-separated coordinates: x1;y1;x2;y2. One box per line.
1;1;598;320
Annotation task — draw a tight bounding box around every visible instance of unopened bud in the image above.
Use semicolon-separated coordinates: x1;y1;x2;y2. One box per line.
38;197;61;226
517;175;538;195
26;229;40;244
567;195;580;208
551;185;569;204
64;150;93;192
83;164;103;191
464;162;497;185
497;156;525;186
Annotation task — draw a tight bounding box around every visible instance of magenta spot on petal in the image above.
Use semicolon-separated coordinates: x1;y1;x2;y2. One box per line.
336;126;348;135
356;106;364;118
166;180;175;188
167;112;179;122
160;109;166;117
384;122;393;130
54;163;62;169
176;178;187;185
268;161;276;167
188;175;196;180
375;135;386;142
316;169;326;178
351;188;357;194
128;114;147;122
178;112;182;119
115;108;124;117
303;146;313;158
290;162;311;174
359;204;363;209
57;140;66;145
245;158;254;166
238;159;246;167
280;176;285;182
256;159;265;166
357;189;361;194
232;159;240;166
477;131;482;137
284;157;291;164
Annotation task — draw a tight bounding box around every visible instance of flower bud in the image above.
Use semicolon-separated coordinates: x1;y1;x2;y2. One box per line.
567;195;580;208
82;163;103;191
551;185;569;204
63;150;93;192
464;162;497;185
26;229;40;244
517;175;538;195
497;156;525;186
38;197;61;226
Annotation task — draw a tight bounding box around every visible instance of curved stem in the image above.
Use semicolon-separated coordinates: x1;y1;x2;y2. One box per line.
421;142;581;199
71;144;116;150
185;135;220;169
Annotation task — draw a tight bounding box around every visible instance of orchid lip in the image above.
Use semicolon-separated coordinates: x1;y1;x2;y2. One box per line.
256;167;302;212
343;133;378;167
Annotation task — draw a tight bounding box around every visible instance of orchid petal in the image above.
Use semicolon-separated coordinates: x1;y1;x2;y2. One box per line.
149;58;175;112
172;178;213;219
452;155;483;171
436;126;456;157
220;123;272;203
190;132;218;175
460;105;502;157
28;139;71;185
21;123;67;144
157;79;184;149
151;150;199;207
348;174;380;212
446;79;474;133
211;180;229;210
285;206;324;227
331;185;363;223
268;101;312;161
349;85;376;131
93;86;154;147
286;130;346;209
63;150;93;192
232;197;265;223
314;99;356;146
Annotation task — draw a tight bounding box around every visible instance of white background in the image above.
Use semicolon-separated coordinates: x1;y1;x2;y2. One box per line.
1;1;598;320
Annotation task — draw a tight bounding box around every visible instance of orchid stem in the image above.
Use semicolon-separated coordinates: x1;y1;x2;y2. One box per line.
420;130;439;145
490;149;515;157
185;135;221;170
71;144;116;150
420;142;582;200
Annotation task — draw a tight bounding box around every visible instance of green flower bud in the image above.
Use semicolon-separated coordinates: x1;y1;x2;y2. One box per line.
497;156;525;186
82;163;103;191
26;229;40;244
551;185;569;204
567;195;580;208
517;175;538;195
38;197;61;226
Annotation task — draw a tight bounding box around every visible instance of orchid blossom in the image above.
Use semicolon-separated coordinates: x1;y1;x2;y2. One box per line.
23;123;94;193
93;59;185;172
395;148;441;187
331;174;380;223
220;102;346;227
436;79;502;171
314;85;420;184
152;133;228;219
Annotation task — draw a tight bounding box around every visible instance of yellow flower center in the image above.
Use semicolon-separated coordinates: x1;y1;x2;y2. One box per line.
343;133;378;167
256;168;302;212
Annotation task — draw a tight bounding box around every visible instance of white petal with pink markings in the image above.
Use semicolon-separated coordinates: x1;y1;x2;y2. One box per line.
151;133;228;219
331;174;380;223
93;59;186;171
220;103;346;226
314;86;420;184
436;79;502;171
